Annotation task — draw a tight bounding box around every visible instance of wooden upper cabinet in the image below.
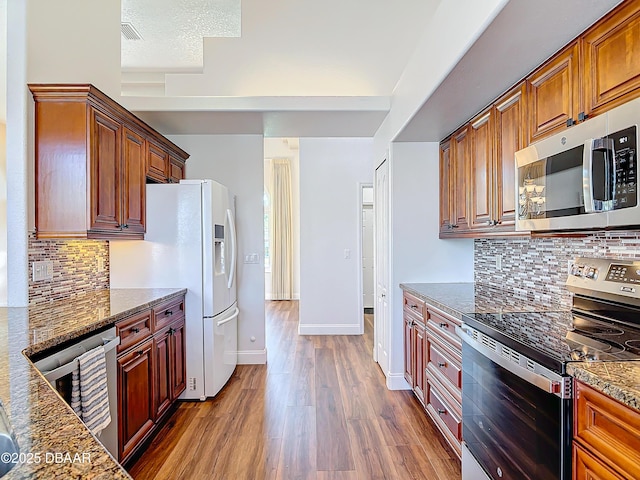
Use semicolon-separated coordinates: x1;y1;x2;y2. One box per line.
527;42;581;142
122;127;146;235
89;107;123;234
439;140;453;234
451;126;470;232
582;0;640;118
469;108;494;230
146;141;169;183
493;83;526;230
30;84;189;239
169;156;186;183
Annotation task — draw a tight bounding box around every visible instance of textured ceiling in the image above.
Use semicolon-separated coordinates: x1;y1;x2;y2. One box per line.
121;0;241;70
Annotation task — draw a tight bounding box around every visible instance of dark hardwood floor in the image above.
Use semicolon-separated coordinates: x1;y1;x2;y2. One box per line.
129;301;461;479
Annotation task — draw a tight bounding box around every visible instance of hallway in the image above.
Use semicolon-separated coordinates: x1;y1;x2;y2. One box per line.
130;301;461;479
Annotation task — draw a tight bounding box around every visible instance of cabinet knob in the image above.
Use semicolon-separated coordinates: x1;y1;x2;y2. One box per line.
168;327;175;335
136;350;144;356
131;327;140;333
439;322;448;329
410;304;418;309
122;224;129;229
437;409;446;415
438;362;447;368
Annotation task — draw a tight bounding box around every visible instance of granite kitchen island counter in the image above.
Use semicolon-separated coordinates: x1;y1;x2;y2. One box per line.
0;288;186;479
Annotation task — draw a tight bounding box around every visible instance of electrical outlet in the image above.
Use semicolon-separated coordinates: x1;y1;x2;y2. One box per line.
188;377;197;391
32;261;53;281
244;253;260;264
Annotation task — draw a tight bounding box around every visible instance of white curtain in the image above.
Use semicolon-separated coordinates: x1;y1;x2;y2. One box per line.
270;159;294;300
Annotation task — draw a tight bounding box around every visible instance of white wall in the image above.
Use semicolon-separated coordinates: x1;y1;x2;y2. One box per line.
168;134;267;364
299;138;373;334
0;124;6;306
388;142;473;380
6;0;121;306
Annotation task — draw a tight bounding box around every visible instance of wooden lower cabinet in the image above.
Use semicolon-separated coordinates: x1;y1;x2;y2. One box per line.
573;380;640;480
116;295;186;464
403;290;462;458
118;338;155;462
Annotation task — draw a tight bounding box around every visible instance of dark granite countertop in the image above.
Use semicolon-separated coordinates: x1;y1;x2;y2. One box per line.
400;282;564;320
0;288;186;479
567;362;640;413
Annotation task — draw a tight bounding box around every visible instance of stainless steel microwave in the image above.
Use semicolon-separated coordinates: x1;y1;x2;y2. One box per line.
515;97;639;232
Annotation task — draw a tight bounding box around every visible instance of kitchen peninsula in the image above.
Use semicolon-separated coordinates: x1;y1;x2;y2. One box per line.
0;288;185;479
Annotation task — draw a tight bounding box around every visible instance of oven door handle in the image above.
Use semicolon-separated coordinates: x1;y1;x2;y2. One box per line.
456;326;570;399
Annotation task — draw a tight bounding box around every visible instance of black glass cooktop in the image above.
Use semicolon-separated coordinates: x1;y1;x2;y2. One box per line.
461;308;640;374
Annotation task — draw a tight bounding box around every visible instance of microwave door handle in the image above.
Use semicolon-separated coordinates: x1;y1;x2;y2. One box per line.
583;138;596;213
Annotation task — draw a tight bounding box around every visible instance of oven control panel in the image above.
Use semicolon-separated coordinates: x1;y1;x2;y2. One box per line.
568;257;640;302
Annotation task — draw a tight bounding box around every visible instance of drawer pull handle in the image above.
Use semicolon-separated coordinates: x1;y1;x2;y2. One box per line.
410;304;418;309
439;322;448;329
437;408;447;415
437;362;447;368
168;327;175;335
165;310;174;316
131;327;140;333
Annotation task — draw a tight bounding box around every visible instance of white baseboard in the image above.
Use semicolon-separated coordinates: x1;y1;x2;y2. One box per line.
386;372;411;390
237;348;267;365
298;323;363;335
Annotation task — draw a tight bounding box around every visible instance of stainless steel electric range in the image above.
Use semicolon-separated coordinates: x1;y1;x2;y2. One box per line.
457;257;640;480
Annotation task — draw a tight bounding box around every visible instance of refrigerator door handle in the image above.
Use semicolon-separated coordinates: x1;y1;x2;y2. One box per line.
216;307;240;327
226;208;237;290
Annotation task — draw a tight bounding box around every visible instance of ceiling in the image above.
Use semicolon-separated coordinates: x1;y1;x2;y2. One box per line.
123;0;623;140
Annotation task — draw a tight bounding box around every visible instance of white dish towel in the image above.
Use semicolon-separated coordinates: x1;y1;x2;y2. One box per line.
70;345;112;436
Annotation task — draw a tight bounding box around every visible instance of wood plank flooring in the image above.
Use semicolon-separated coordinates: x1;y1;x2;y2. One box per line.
129;301;461;479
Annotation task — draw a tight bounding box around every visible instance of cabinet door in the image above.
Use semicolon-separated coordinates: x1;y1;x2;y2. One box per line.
582;0;640;117
170;318;187;399
469;109;494;230
169;156;185;183
494;83;526;230
451;126;470;232
153;327;172;421
118;339;154;462
573;444;625;480
147;142;169;183
527;42;580;142
403;315;413;386
122;127;146;235
413;321;426;405
89;107;122;233
439;139;453;235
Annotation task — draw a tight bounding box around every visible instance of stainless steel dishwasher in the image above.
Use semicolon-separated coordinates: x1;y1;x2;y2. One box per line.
32;327;119;458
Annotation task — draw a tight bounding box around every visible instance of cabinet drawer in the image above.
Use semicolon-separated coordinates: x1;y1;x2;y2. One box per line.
403;292;425;321
574;381;640;480
426;378;462;446
116;309;152;353
427;335;462;390
152;296;185;332
427;308;461;349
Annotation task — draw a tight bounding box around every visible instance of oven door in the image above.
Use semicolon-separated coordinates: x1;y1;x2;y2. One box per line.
458;326;572;480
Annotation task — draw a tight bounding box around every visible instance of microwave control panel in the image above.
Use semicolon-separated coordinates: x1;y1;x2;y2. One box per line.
612;125;637;209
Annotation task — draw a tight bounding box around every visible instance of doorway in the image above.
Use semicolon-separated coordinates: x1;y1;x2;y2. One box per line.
361;185;374;314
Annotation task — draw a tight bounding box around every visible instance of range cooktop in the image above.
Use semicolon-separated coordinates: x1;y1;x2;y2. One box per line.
462;257;640;374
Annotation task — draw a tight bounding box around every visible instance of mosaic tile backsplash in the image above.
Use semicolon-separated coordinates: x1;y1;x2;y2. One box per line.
28;238;109;304
474;232;640;308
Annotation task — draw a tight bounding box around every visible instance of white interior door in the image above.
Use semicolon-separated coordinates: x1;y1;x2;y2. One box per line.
374;159;390;374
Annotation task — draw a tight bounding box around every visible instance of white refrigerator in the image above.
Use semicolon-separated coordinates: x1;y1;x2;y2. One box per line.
110;179;238;400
